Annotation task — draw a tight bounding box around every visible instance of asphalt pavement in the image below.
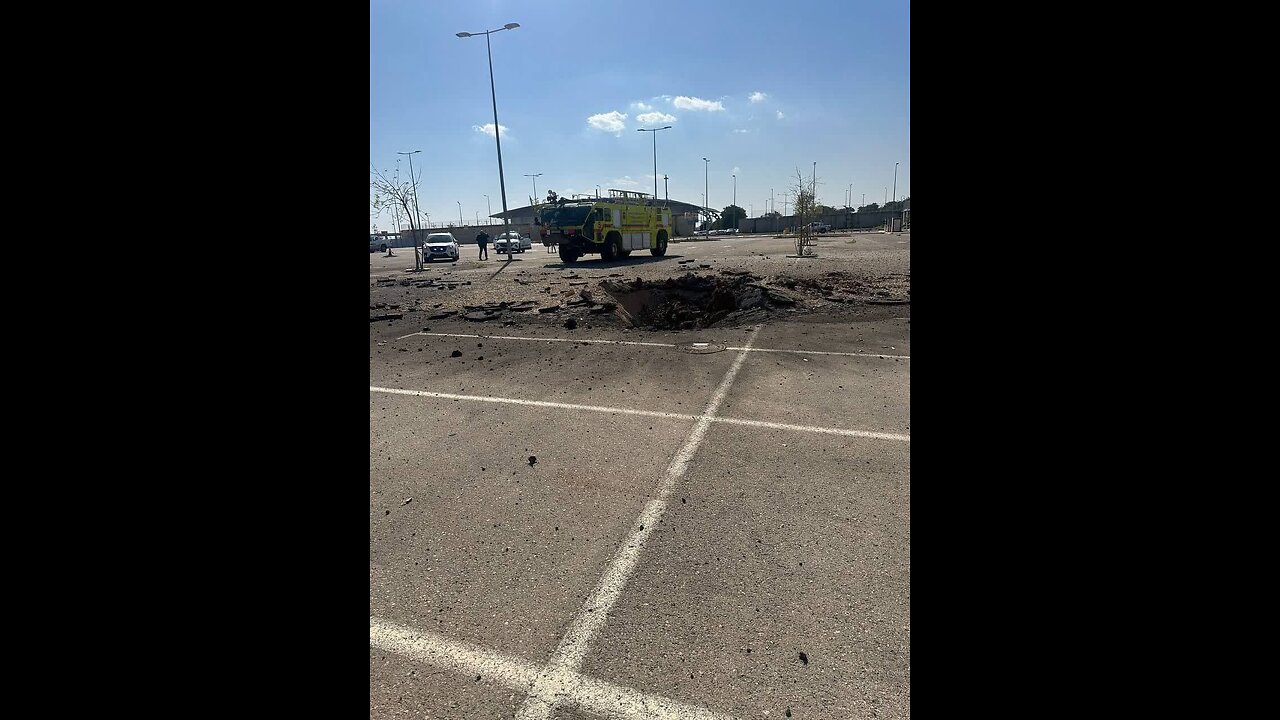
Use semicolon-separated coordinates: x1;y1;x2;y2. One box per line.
371;231;910;718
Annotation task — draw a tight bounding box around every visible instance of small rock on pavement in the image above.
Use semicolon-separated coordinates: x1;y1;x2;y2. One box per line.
450;350;462;357
528;456;537;466
564;318;577;329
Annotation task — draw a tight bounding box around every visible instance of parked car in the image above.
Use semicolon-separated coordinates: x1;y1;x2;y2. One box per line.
809;221;831;234
370;234;388;252
421;233;460;262
493;231;532;253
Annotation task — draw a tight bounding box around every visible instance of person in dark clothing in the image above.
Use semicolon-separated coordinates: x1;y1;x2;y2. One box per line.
475;230;490;260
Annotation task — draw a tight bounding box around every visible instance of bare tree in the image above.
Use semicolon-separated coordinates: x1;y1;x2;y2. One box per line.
370;162;424;270
789;167;818;257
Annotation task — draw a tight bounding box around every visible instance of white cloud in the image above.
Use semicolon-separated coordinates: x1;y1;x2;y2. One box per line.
749;91;767;103
609;176;640;187
472;123;508;138
636;111;676;124
776;110;785;119
587;111;627;133
672;95;725;112
733;129;749;133
632;101;653;111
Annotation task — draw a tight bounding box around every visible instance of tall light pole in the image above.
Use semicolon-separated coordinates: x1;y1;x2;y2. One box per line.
663;175;668;203
485;194;491;220
637;125;672;203
596;184;600;198
397;149;422;267
702;157;709;235
457;201;463;227
524;173;542;206
457;21;520;260
892;162;899;204
848;183;853;209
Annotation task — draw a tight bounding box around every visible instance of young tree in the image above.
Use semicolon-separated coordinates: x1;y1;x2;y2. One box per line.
370;162;424;270
789;167;818;256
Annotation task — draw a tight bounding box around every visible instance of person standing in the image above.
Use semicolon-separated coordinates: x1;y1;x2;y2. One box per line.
475;229;490;260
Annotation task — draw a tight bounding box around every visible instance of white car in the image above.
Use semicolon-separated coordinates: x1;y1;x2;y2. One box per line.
422;233;460;262
494;231;532;253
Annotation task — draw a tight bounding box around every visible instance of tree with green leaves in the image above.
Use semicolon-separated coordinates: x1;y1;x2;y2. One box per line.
719;204;746;230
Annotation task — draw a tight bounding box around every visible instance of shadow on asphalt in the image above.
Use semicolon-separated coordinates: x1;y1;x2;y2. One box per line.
545;254;686;270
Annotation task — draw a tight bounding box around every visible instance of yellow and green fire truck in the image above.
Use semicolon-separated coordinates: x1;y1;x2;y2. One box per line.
536;190;671;264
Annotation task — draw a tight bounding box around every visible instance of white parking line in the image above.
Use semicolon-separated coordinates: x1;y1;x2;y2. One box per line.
370;618;738;720
368;387;910;442
396;331;909;359
369;387;696;423
514;326;761;720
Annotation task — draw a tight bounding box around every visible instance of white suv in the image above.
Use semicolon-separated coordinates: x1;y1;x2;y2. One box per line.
422;233;460;262
494;231;532;253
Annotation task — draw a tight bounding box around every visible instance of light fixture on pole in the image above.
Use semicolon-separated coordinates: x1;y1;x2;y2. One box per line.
637;125;672;203
457;21;520;259
524;173;542;205
702;157;709;235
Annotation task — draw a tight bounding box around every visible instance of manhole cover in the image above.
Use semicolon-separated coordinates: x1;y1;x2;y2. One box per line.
678;341;727;354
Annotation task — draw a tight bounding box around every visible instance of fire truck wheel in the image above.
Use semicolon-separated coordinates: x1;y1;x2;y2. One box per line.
651;232;668;256
600;234;619;261
558;245;579;263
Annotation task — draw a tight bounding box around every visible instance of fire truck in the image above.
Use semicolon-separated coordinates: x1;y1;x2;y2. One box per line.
535;190;671;264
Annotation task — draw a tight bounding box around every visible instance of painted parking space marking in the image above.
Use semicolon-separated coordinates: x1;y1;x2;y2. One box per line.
370;618;739;720
369;387;910;442
395;331;908;359
514;326;761;720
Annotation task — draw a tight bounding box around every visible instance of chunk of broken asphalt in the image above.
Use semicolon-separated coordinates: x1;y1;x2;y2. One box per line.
450;350;462;357
564;318;577;329
528;456;537;466
798;651;809;665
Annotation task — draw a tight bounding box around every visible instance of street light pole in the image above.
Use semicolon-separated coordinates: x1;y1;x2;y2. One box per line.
637;126;672;203
663;175;668;203
702;157;709;235
457;201;463;227
485;194;491;220
457;21;520;260
892;162;899;204
397;149;423;267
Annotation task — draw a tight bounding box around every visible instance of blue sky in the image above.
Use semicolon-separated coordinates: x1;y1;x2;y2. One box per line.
371;0;909;231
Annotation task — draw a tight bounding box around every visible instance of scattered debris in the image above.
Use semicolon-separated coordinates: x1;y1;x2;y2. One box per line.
401;498;413;507
528;456;537;466
798;651;809;666
450;350;462;357
564;318;577;329
537;306;561;313
369;313;403;322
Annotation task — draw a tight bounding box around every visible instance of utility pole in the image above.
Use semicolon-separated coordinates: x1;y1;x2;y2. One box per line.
663;175;668;203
